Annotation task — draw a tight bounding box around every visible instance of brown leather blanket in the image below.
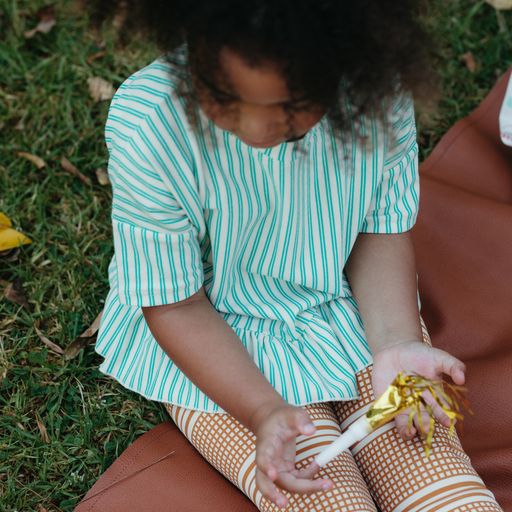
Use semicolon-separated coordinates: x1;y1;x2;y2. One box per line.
77;73;512;511
410;69;512;510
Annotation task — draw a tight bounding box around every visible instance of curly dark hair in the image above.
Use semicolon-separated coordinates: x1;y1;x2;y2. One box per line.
91;0;439;136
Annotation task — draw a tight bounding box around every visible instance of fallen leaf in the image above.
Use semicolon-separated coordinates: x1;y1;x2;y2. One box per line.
0;212;32;252
37;506;49;512
63;335;95;360
60;157;92;186
3;278;29;309
64;309;103;359
86;50;106;65
485;0;512;8
95;167;110;185
35;413;50;443
79;310;103;337
87;76;115;102
34;326;64;355
24;5;56;39
460;52;477;73
17;151;46;169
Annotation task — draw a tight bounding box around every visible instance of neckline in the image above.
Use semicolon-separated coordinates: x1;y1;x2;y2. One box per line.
195;104;325;161
245;118;326;160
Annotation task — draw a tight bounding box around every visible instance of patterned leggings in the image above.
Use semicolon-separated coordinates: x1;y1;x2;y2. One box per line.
163;321;503;511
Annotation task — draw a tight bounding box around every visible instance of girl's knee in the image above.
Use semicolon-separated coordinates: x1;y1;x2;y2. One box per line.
263;483;377;512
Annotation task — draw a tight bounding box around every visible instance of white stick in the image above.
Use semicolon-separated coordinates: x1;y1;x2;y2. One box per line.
314;415;373;467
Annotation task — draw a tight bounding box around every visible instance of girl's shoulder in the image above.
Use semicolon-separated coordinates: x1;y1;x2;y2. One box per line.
106;45;191;139
105;45;196;160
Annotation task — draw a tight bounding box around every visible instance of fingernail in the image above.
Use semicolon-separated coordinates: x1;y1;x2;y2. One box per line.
304;423;315;434
322;481;332;491
402;428;415;439
277;496;287;507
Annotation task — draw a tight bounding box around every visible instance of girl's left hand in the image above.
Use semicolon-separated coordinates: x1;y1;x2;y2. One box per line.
371;340;466;441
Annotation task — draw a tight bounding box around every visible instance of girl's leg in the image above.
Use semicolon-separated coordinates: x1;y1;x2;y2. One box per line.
332;315;504;512
164;400;378;511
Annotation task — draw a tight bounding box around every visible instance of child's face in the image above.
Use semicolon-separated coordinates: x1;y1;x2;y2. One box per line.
194;47;326;148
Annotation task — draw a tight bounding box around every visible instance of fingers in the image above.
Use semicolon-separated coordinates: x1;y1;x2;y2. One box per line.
294;409;317;437
256;440;282;483
394;411;416;440
276;469;333;495
295;460;321;479
255;409;333;508
421;389;453;429
433;349;466;385
395;389;457;443
412;405;434;437
256;467;289;509
256;466;333;509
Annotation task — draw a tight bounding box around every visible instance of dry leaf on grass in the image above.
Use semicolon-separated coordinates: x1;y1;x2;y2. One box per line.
60;157;92;186
87;76;115;102
15;118;25;131
485;0;512;8
79;310;103;337
64;309;103;359
95;167;110;185
460;52;477;73
24;5;56;39
35;413;50;443
34;326;64;355
3;278;29;310
0;212;32;252
63;336;93;360
17;151;46;169
86;50;107;65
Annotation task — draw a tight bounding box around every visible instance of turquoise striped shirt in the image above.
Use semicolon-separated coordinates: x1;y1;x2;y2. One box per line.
95;46;421;413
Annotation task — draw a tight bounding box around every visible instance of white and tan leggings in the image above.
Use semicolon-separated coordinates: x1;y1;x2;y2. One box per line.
164;319;503;511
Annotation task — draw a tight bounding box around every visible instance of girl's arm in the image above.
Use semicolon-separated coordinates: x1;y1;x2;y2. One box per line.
344;230;466;439
344;230;423;352
142;288;288;433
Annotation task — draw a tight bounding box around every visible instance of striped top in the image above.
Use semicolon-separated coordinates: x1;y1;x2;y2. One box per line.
95;45;421;413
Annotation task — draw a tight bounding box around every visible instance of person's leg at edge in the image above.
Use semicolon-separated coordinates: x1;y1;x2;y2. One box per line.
164;400;378;511
332;315;504;512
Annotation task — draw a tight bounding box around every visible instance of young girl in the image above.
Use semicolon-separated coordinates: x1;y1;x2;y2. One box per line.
94;1;503;510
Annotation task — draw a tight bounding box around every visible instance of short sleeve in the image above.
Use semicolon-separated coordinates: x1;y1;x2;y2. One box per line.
106;80;204;307
359;91;420;234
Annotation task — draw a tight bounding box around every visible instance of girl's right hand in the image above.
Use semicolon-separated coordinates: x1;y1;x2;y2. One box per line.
253;403;334;509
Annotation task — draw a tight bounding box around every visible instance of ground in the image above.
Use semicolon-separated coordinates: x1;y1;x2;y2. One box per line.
1;1;511;510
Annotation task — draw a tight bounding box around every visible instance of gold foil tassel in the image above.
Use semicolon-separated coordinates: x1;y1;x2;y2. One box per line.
366;372;472;457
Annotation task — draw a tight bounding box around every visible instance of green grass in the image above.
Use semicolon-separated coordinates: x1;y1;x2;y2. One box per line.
1;1;512;510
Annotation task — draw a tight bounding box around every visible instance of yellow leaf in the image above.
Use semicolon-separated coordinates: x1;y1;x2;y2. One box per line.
0;212;32;251
0;212;12;228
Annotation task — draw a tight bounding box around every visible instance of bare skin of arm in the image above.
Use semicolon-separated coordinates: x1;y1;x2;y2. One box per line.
143;288;336;507
141;287;288;434
344;230;423;351
344;230;466;438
